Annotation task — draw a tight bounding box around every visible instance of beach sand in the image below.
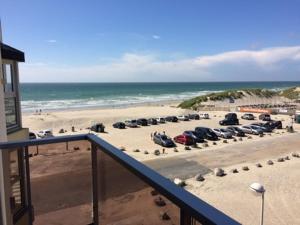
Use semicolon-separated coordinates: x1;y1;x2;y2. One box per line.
22;104;300;225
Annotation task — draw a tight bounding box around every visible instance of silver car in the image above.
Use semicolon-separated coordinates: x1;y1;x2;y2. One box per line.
213;128;233;139
124;119;138;128
240;125;263;135
177;115;190;121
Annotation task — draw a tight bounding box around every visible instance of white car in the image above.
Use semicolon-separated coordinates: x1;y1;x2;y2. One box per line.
177;115;190;121
37;129;53;138
199;113;209;119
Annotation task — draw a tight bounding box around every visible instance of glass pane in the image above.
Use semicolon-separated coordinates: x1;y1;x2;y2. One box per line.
3;64;13;92
29;140;92;225
5;97;17;128
9;149;25;214
96;148;180;225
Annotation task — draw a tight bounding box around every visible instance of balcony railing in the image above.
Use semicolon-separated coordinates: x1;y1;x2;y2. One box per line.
0;134;241;225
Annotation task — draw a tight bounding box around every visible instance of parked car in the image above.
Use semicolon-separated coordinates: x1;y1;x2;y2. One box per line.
212;128;233;139
37;129;53;138
113;122;126;129
250;125;265;134
148;118;158;125
251;123;273;132
137;118;148;126
174;134;195;145
125;119;138;128
266;120;282;129
165;116;178;122
29;132;37;140
199;113;210;119
239;125;263;135
188;114;200;120
219;113;239;125
177;115;190;121
183;130;205;143
91;123;105;133
226;126;245;137
195;127;218;141
259;113;271;121
156;117;166;123
153;134;175;147
241;113;255;120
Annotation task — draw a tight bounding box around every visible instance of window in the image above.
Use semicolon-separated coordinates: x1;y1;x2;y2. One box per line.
3;64;13;92
2;61;21;132
5;97;17;127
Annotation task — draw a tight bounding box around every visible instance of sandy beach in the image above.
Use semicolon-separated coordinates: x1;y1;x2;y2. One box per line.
23;103;300;225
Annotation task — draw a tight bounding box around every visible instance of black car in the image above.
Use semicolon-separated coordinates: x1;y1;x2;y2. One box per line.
195;127;218;141
219;113;239;125
226;126;245;137
148;118;158;125
188;114;200;120
259;113;271;121
113;122;126;129
241;113;255;120
266;120;282;129
251;123;273;132
183;130;205;143
137;118;148;126
165;116;178;122
91;123;105;133
153;134;175;147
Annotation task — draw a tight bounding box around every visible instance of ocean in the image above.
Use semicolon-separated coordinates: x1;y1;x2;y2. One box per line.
20;82;300;112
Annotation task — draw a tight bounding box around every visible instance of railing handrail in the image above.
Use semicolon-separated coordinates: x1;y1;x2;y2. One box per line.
0;134;87;149
0;134;241;225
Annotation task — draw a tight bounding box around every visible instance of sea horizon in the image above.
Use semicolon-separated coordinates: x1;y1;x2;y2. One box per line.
20;81;300;112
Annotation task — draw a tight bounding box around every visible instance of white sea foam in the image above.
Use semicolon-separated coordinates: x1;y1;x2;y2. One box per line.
21;90;219;112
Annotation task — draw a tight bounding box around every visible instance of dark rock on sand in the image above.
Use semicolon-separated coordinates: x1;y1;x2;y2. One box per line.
154;196;166;207
242;166;249;171
256;163;262;168
231;168;238;173
195;174;205;181
160;212;170;220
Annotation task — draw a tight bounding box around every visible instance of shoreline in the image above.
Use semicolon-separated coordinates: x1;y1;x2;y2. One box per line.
21;99;181;115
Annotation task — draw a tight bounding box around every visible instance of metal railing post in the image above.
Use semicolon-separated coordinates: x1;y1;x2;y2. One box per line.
91;143;99;225
180;208;192;225
24;147;34;225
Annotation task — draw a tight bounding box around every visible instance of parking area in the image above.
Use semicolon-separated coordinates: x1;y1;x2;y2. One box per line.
99;111;297;161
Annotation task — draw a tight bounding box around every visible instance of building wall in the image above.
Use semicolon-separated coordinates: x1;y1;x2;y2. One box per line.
0;43;14;225
0;41;7;141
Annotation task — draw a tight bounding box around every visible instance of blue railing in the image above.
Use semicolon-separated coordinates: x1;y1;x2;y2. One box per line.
0;134;241;225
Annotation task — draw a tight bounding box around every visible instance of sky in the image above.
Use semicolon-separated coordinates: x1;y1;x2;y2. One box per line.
1;0;300;82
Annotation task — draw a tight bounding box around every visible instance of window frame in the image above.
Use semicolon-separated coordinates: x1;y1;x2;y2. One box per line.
2;59;22;133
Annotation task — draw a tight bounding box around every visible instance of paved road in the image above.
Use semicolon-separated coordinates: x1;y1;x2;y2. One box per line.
144;132;300;179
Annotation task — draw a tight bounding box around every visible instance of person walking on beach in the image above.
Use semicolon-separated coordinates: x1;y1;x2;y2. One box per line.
150;132;153;140
154;131;157;137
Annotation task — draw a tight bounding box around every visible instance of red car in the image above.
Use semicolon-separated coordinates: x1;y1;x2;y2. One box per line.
174;134;195;145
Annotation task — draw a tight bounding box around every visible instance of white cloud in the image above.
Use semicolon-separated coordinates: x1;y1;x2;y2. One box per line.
194;46;300;67
19;46;300;82
45;39;57;43
152;35;160;40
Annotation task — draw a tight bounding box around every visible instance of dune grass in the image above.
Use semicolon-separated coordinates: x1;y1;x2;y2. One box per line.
178;88;290;109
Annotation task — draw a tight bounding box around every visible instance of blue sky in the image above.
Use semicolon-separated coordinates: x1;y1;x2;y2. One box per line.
1;0;300;82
